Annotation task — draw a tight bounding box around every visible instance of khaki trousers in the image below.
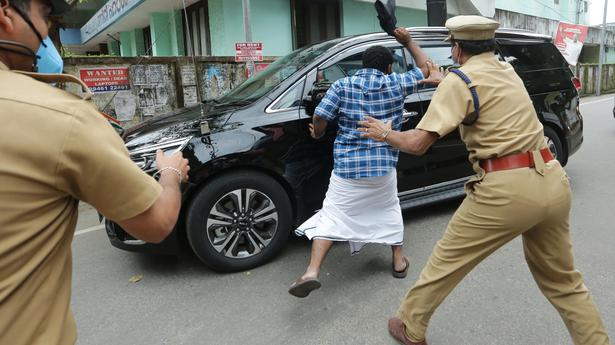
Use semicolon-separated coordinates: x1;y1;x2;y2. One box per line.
398;160;610;345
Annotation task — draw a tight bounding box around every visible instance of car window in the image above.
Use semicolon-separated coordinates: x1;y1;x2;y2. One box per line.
497;41;569;72
318;46;407;83
271;78;305;110
416;46;457;90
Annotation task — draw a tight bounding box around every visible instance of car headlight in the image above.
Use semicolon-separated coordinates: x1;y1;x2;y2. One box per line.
128;136;193;174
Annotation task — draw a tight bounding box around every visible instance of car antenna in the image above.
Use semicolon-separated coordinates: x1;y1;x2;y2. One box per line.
181;0;210;134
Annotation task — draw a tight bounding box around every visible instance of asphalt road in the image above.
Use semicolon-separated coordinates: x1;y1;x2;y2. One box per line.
71;95;615;345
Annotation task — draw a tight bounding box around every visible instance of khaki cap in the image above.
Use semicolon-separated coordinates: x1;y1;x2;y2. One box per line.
445;15;500;41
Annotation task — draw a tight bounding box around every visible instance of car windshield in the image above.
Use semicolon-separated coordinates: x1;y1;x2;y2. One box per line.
216;39;344;104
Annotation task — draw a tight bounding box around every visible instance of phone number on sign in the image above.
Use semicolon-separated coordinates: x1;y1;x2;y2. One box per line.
90;85;131;93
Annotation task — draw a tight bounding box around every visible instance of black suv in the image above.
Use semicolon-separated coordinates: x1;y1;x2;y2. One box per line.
105;27;584;272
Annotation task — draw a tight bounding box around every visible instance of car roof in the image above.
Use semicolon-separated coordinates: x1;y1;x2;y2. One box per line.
333;26;552;48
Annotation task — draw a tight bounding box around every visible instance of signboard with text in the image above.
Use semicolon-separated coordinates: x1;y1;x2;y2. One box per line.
79;67;131;93
80;0;144;44
235;42;263;62
554;22;588;66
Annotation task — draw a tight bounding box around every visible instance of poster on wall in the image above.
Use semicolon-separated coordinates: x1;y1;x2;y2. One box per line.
133;65;147;85
235;42;263;62
146;64;167;84
79;67;130;93
155;86;169;105
246;62;270;78
183;86;198;106
142;107;155;117
554;22;588;66
113;91;137;121
138;87;156;108
181;65;196;85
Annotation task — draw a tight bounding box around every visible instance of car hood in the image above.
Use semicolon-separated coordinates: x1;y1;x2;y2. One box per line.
123;104;239;150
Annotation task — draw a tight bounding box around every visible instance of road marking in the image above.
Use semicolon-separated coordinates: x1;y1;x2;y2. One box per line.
75;224;105;236
581;98;614;106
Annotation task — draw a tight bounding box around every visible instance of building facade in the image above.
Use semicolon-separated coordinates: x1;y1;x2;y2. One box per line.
72;0;604;59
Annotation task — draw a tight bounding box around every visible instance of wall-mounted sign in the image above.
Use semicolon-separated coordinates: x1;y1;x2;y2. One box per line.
80;0;144;44
235;42;263;62
79;67;131;93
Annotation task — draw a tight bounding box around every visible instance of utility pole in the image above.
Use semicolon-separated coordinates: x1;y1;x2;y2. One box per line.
242;0;255;77
426;0;447;27
575;0;581;24
596;0;609;96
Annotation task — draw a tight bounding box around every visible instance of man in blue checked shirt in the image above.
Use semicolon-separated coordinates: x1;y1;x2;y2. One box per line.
289;28;443;298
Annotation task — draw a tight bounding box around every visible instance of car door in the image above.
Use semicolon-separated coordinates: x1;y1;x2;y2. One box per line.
305;41;428;193
410;42;474;185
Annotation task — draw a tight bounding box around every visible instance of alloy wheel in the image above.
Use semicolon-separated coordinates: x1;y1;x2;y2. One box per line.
206;189;279;259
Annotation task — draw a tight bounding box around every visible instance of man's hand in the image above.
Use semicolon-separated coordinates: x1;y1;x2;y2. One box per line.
309;123;324;139
119;150;189;244
393;27;412;46
155;150;190;183
358;116;392;142
419;60;444;86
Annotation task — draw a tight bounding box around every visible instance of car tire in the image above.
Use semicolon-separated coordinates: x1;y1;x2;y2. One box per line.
543;126;566;166
186;171;292;272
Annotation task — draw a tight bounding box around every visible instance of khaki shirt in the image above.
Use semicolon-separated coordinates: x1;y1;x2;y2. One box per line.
417;52;545;176
0;62;162;345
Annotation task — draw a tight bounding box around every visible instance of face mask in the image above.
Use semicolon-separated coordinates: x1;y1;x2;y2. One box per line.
8;4;63;73
36;37;64;74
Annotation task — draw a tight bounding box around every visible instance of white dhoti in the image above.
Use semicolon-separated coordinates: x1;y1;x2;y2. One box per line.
295;170;404;255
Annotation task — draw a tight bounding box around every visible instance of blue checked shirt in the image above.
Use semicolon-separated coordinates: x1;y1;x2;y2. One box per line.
315;68;424;179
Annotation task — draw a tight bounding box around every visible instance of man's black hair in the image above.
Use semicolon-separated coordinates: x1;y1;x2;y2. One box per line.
362;45;394;73
452;39;496;55
10;0;32;12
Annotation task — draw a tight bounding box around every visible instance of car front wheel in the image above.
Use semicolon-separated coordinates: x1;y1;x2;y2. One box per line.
186;171;292;272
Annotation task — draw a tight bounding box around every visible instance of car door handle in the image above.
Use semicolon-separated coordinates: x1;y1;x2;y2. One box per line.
402;111;419;123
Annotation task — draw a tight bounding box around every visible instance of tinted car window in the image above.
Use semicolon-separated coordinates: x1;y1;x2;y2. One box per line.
416;46;457;89
271;78;304;110
318;46;406;83
497;41;568;72
218;39;344;103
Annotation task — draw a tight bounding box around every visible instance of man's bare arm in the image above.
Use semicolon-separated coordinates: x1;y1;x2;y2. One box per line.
384;128;438;155
117;150;189;243
358;116;438;155
310;115;328;139
394;28;430;77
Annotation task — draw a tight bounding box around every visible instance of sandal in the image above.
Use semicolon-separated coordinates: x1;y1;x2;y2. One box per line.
288;277;321;298
392;256;410;278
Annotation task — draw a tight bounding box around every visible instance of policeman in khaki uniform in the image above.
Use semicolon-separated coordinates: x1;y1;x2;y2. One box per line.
360;16;611;345
0;1;190;344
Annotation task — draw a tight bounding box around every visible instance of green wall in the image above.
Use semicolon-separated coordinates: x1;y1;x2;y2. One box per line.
150;13;173;56
171;10;186;56
148;11;185;56
495;0;587;24
251;0;293;56
341;0;427;36
208;0;292;57
208;0;245;56
107;39;120;56
119;28;145;57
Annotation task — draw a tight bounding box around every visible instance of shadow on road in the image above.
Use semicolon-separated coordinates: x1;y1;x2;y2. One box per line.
120;198;462;278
